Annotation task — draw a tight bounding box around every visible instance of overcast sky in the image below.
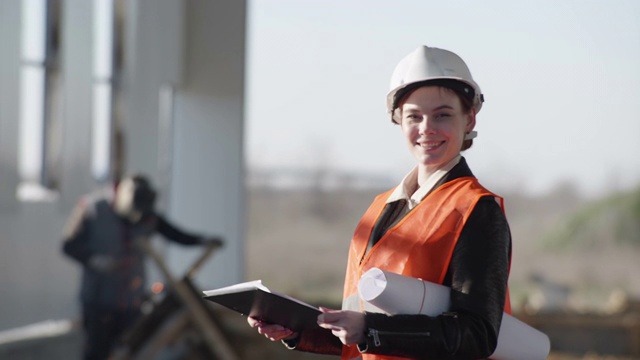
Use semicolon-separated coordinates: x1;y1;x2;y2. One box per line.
245;0;640;196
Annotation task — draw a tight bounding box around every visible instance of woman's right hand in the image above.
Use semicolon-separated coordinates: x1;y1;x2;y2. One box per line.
247;316;298;342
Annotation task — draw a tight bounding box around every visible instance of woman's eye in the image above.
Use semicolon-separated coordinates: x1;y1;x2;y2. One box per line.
434;113;451;120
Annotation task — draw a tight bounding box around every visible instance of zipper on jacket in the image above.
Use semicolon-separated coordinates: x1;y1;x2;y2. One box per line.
368;329;381;347
367;328;432;347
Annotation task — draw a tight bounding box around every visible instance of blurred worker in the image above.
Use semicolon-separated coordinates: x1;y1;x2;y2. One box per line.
62;174;223;360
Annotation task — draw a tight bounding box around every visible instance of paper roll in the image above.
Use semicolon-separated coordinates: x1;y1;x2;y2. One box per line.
358;268;550;360
358;267;450;316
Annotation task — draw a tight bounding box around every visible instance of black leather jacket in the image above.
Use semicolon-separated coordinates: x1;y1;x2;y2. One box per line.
291;158;512;359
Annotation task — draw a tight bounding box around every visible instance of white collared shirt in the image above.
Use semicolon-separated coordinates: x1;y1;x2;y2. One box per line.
386;155;461;217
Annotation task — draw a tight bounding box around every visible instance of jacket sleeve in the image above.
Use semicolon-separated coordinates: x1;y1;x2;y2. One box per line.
358;196;512;359
61;199;93;265
282;327;343;355
155;214;204;246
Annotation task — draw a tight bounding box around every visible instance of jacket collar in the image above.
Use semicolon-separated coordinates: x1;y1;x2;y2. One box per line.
436;156;475;187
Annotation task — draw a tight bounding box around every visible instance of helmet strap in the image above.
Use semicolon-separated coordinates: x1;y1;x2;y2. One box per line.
464;130;478;140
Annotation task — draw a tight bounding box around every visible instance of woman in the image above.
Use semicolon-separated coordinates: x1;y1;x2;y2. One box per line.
249;45;512;359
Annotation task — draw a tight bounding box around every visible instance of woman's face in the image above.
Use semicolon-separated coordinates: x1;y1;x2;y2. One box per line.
399;86;475;172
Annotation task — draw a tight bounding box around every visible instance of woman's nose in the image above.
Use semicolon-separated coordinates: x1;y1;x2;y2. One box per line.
418;116;433;133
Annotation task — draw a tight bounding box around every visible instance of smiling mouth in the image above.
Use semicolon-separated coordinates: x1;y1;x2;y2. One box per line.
417;141;444;150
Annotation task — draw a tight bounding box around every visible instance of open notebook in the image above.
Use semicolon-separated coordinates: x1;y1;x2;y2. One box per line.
203;280;323;332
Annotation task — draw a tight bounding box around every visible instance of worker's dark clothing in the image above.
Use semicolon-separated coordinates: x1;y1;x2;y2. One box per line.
62;188;206;360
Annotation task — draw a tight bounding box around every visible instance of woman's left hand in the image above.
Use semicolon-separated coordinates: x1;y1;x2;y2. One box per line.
317;307;365;345
247;316;298;341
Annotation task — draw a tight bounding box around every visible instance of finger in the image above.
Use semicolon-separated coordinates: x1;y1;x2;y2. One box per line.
247;317;262;327
317;320;347;333
259;324;291;336
264;324;288;333
330;329;348;345
256;324;276;334
264;329;294;341
317;322;337;330
318;311;342;325
319;306;336;313
261;325;292;339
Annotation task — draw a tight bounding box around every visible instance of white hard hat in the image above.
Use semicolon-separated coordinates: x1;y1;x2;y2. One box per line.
387;45;484;123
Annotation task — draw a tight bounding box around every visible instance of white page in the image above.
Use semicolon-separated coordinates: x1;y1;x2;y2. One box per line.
203;280;319;310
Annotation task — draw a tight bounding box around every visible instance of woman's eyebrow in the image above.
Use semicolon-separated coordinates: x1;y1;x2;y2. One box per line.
402;104;455;112
432;105;454;111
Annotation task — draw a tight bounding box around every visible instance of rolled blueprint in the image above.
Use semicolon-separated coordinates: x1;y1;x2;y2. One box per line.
358;268;550;360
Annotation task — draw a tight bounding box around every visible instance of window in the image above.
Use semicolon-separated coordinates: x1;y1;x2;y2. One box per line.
17;0;61;201
91;0;116;182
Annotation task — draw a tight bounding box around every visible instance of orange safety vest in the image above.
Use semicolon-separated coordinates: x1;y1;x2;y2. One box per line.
341;177;512;360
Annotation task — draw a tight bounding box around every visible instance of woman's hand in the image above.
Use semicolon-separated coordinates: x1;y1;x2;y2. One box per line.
317;307;365;345
247;316;298;341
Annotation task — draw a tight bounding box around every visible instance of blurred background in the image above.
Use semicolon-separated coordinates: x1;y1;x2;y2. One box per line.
1;0;639;359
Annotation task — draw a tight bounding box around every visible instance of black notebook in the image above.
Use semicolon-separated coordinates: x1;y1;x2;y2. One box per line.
202;280;323;332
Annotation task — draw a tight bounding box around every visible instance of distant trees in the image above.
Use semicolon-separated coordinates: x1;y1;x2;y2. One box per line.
542;185;640;250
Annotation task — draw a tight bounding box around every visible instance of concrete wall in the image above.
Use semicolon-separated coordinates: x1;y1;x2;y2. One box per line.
164;0;246;287
0;0;21;212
